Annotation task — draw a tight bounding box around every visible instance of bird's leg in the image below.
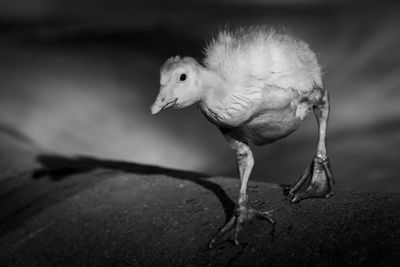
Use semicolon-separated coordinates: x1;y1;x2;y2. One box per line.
209;137;274;248
290;90;335;203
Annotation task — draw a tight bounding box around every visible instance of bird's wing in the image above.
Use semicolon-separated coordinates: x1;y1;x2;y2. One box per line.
223;86;264;113
210;85;264;126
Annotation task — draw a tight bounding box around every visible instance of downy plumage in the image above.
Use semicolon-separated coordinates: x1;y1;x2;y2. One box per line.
151;27;334;247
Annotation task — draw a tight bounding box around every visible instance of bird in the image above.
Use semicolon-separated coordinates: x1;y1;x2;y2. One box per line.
150;27;334;247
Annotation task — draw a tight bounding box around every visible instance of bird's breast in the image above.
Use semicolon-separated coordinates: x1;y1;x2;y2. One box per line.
221;99;311;146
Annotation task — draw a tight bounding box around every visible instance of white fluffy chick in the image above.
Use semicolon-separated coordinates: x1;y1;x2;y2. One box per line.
151;27;334;247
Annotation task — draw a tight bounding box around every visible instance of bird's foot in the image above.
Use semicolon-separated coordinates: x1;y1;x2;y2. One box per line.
290;156;334;203
208;195;274;248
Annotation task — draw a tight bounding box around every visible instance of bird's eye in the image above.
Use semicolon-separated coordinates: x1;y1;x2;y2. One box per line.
179;73;186;81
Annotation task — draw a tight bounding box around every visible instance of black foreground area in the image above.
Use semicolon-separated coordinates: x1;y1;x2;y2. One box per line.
0;130;400;267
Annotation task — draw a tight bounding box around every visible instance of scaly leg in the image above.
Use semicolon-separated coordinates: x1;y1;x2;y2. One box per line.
290;89;335;203
209;136;274;248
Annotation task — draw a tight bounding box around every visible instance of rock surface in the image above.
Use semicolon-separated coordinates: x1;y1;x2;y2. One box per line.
0;130;400;267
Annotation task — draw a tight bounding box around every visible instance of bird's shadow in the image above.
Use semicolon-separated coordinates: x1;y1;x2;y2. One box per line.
33;154;236;221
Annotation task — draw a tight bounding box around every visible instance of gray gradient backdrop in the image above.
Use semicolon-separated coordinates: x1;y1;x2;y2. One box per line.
0;0;399;192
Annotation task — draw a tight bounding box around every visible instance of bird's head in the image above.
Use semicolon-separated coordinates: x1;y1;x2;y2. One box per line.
151;56;203;115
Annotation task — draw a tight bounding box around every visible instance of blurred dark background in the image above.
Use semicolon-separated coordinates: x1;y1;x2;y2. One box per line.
0;0;399;192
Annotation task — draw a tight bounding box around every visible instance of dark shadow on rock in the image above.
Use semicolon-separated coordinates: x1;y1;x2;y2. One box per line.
33;154;235;221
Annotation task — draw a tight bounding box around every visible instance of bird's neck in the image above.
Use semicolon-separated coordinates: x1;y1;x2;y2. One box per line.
198;68;229;105
197;68;232;123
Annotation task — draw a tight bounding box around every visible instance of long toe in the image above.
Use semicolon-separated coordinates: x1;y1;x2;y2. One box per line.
249;208;275;224
208;205;275;248
208;215;236;249
289;164;312;196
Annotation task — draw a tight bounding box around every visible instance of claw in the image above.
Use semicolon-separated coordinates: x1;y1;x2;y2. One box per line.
208;238;217;249
233;236;240;246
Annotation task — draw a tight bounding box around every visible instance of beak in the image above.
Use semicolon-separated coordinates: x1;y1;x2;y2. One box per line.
150;101;162;115
150;92;178;115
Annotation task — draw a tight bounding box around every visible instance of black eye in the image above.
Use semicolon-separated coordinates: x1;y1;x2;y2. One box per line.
179;73;186;81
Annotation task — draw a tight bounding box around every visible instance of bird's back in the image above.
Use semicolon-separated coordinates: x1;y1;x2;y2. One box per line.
204;27;322;93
